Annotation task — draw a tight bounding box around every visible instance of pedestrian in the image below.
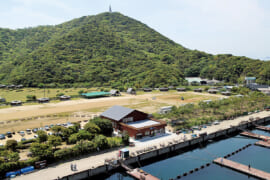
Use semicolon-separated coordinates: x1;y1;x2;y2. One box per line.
71;163;73;171
221;158;223;164
248;164;251;170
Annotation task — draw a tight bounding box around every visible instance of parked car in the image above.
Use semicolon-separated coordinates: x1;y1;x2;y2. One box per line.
213;121;220;125
0;134;5;139
44;126;50;131
21;138;26;141
33;135;38;139
26;129;32;134
6;132;12;138
19;131;25;136
32;128;38;133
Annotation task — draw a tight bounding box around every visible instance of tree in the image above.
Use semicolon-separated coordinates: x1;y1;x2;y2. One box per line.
94;135;108;150
37;130;48;143
84;122;100;134
30;143;53;158
91;117;113;136
5;140;18;151
122;132;129;146
48;135;62;150
51;126;64;136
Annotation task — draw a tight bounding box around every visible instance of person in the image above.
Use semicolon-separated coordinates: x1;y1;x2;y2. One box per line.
71;163;73;171
248;164;251;170
74;164;77;171
221;158;223;164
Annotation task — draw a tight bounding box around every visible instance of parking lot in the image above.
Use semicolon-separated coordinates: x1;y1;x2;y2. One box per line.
0;120;89;146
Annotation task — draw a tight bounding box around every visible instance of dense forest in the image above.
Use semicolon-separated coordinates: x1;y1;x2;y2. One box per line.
0;12;270;87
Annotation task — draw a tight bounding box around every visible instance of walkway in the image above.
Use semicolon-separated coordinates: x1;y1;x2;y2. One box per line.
214;158;270;180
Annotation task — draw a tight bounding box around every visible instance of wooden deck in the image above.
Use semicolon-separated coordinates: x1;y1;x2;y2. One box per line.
214;158;270;180
127;168;160;180
256;126;270;132
255;141;270;148
240;131;270;141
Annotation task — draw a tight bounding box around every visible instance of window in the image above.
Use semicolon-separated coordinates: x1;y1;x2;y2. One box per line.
123;117;133;123
145;131;150;136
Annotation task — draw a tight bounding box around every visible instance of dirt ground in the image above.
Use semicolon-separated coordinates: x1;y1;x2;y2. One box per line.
0;92;225;134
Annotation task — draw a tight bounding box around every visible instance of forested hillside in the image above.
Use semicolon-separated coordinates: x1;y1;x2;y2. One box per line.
0;12;269;87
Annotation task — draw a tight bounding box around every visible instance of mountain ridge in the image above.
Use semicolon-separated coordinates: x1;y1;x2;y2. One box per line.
0;12;269;87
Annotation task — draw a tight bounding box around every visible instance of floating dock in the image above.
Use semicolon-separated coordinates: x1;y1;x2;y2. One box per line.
214;157;270;180
240;131;270;141
127;168;160;180
120;160;160;180
256;125;270;132
255;141;270;148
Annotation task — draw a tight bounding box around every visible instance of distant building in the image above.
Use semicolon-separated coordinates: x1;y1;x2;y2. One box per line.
59;95;71;101
221;91;231;96
81;92;111;98
159;87;169;92
245;77;256;85
143;88;152;92
0;97;6;103
10;100;22;106
193;88;203;92
37;98;50;103
100;106;166;139
110;89;121;96
208;89;218;94
159;106;173;114
127;88;136;95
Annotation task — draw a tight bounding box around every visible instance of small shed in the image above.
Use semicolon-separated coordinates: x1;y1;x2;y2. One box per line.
159;87;169;92
0;97;6;103
120;148;129;158
59;95;71;101
0;84;6;88
127;88;136;95
194;88;203;92
37;98;50;103
159;106;173;114
16;84;24;89
176;88;186;92
208;89;218;94
143;88;152;92
110;89;121;96
81;92;111;98
221;91;231;96
7;85;15;89
10;100;22;106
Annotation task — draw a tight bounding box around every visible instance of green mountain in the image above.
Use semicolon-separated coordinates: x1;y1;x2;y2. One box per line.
0;12;269;87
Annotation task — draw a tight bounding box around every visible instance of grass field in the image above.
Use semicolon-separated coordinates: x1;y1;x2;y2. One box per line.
0;87;99;102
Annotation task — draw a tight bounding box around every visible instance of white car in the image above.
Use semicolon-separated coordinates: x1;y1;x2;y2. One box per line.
213;121;220;125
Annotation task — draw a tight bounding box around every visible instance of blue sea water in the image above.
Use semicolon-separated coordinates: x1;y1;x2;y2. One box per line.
105;125;270;180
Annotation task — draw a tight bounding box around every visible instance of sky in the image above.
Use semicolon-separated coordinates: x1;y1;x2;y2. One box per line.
1;0;270;60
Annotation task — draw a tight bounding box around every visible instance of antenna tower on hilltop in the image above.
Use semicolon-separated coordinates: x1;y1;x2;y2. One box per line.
109;5;112;13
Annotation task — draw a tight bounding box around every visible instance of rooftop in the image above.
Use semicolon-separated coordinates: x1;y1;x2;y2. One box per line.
81;91;111;97
101;105;135;121
127;119;160;129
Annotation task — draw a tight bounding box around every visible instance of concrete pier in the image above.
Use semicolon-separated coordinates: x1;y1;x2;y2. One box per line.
240;131;270;141
256;125;270;132
255;141;270;148
214;158;270;180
